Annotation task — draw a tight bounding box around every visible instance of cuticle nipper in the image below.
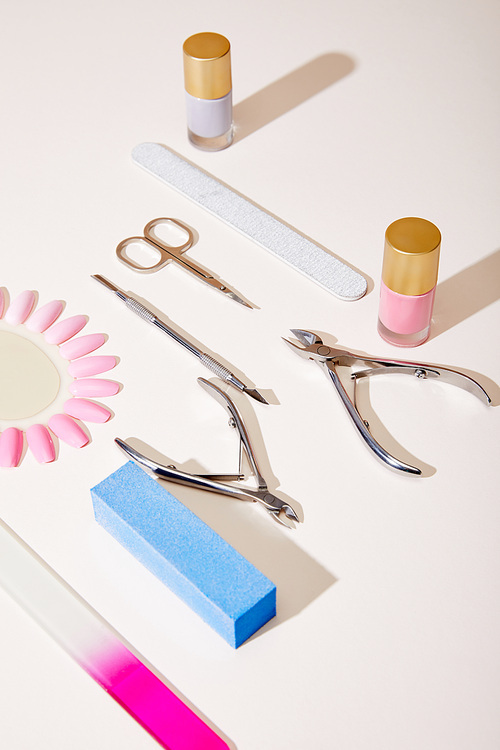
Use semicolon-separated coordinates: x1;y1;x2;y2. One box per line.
115;377;300;528
283;329;492;475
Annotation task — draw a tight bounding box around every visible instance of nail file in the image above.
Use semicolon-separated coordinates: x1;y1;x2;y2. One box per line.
91;461;277;648
0;517;229;750
132;142;367;301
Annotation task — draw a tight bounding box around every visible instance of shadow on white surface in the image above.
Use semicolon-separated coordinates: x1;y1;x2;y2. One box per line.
284;329;497;479
432;248;500;339
137;141;371;298
349;376;436;478
117;435;337;635
233;53;356;141
121;291;266;389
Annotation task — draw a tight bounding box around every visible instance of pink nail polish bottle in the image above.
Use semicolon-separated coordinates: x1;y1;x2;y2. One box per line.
183;32;233;151
377;217;441;347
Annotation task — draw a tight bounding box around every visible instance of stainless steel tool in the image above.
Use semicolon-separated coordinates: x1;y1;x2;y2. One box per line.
92;275;268;404
284;329;492;475
115;378;300;529
116;217;251;308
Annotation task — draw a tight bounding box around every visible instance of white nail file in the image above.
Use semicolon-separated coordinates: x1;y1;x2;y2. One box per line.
132;142;367;301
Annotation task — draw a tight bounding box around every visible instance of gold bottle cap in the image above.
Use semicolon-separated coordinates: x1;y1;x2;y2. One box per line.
183;32;232;100
382;217;441;296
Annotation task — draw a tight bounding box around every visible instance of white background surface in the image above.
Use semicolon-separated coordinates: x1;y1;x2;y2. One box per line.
1;1;500;748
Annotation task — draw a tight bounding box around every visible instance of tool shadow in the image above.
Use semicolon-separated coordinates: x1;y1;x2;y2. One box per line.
342;367;497;479
233;53;356;142
290;331;496;480
152;144;368;294
127;292;266;393
127;423;337;636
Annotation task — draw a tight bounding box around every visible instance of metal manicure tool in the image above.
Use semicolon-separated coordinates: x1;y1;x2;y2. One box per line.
115;378;301;529
91;275;268;404
284;329;492;475
116;217;251;308
132;143;368;302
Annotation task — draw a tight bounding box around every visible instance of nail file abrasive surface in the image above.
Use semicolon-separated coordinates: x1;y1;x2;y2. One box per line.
132;142;367;301
0;517;229;750
91;461;277;648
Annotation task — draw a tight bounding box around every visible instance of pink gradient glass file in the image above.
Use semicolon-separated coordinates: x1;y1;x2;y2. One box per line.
0;518;229;750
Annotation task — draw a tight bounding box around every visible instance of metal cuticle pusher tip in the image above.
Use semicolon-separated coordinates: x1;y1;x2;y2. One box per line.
92;274;268;403
243;387;269;405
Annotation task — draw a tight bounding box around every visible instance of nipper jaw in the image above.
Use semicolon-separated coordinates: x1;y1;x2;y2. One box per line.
284;329;491;475
116;378;300;529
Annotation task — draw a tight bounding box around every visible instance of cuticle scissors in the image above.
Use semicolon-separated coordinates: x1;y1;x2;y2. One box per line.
116;217;251;308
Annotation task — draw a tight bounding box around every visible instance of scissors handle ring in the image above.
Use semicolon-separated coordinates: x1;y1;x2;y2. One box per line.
115;236;164;272
115;218;194;273
144;217;194;253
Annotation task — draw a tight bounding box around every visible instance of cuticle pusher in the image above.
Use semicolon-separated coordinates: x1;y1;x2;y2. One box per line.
91;274;268;404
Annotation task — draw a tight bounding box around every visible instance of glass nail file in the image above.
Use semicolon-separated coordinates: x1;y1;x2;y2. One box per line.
91;274;268;404
131;142;368;302
0;517;229;750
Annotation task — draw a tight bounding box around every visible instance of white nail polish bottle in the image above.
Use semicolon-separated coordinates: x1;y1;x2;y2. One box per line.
183;32;233;151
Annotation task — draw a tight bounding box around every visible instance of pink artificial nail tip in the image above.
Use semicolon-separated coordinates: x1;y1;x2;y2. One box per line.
67;355;117;378
64;398;111;424
0;427;24;467
69;378;120;397
48;414;89;448
25;300;64;332
26;424;56;463
59;333;106;360
5;290;36;325
0;288;4;318
45;314;87;345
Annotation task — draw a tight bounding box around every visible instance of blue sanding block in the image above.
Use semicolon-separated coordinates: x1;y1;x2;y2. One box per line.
91;461;276;648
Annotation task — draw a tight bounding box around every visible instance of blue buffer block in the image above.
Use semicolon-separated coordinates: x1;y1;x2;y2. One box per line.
91;462;276;648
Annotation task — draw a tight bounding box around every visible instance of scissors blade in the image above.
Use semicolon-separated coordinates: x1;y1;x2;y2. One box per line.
199;276;253;308
224;290;253;308
162;249;252;308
